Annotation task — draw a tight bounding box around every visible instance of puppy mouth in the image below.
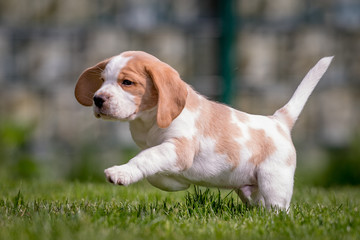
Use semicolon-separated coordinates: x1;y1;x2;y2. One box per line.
94;109;137;120
93;108;103;119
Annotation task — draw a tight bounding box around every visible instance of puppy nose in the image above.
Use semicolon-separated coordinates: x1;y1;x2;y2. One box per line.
93;95;105;108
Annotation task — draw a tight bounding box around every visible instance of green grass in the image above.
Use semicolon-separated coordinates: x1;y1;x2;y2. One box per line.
1;180;360;240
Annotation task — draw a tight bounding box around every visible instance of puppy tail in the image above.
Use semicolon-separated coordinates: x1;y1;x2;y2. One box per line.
273;56;333;130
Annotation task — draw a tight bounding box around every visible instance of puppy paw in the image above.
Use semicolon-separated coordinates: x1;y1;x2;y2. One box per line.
104;165;142;186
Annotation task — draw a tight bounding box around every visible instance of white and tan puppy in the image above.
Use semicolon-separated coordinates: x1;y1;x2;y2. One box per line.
75;51;333;210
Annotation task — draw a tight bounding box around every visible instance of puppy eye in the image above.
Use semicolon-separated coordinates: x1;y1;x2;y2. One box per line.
100;77;105;82
122;80;133;86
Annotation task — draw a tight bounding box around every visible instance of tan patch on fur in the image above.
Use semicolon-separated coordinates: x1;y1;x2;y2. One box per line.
118;51;188;128
196;101;242;169
174;137;196;170
277;107;294;129
235;111;250;123
148;63;188;128
185;87;201;112
246;128;277;166
117;56;158;112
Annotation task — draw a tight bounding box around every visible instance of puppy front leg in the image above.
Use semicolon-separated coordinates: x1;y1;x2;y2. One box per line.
104;141;179;186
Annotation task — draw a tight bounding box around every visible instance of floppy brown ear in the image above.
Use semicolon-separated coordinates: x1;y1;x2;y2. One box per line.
75;58;111;106
146;61;188;128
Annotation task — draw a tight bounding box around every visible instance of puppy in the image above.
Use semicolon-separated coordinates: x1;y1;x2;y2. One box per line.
75;51;333;210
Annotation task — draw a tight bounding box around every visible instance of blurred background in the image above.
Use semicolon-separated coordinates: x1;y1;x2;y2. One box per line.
0;0;359;186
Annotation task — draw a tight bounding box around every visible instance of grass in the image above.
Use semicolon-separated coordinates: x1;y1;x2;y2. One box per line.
1;179;360;240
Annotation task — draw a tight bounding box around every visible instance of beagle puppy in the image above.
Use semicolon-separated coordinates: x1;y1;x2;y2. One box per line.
75;51;333;210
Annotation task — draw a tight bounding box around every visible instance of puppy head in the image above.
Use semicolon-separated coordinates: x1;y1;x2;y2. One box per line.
75;51;188;128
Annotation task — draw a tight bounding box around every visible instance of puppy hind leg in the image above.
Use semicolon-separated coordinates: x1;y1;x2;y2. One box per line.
235;187;251;206
235;185;264;206
251;189;265;206
257;168;294;211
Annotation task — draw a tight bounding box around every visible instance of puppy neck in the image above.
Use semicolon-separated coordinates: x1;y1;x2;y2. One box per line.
130;107;157;130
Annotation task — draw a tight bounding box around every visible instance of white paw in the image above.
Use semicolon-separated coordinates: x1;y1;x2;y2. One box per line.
104;165;136;186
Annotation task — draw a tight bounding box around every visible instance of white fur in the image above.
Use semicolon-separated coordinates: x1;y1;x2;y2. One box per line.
93;56;137;120
78;53;333;211
274;56;334;127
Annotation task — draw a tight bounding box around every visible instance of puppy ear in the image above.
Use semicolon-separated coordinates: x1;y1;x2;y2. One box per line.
75;58;111;106
146;61;188;128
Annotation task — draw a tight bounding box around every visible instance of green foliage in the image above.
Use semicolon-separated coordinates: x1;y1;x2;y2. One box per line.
1;180;360;240
66;144;138;183
0;119;138;182
315;133;360;187
66;143;106;183
0;121;40;179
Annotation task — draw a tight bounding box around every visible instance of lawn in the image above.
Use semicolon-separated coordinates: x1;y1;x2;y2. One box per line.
1;179;359;240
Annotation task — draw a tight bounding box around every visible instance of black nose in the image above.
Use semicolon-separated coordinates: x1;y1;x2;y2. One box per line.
93;96;105;108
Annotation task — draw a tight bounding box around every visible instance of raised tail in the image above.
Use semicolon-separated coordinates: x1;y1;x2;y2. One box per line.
273;56;334;130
